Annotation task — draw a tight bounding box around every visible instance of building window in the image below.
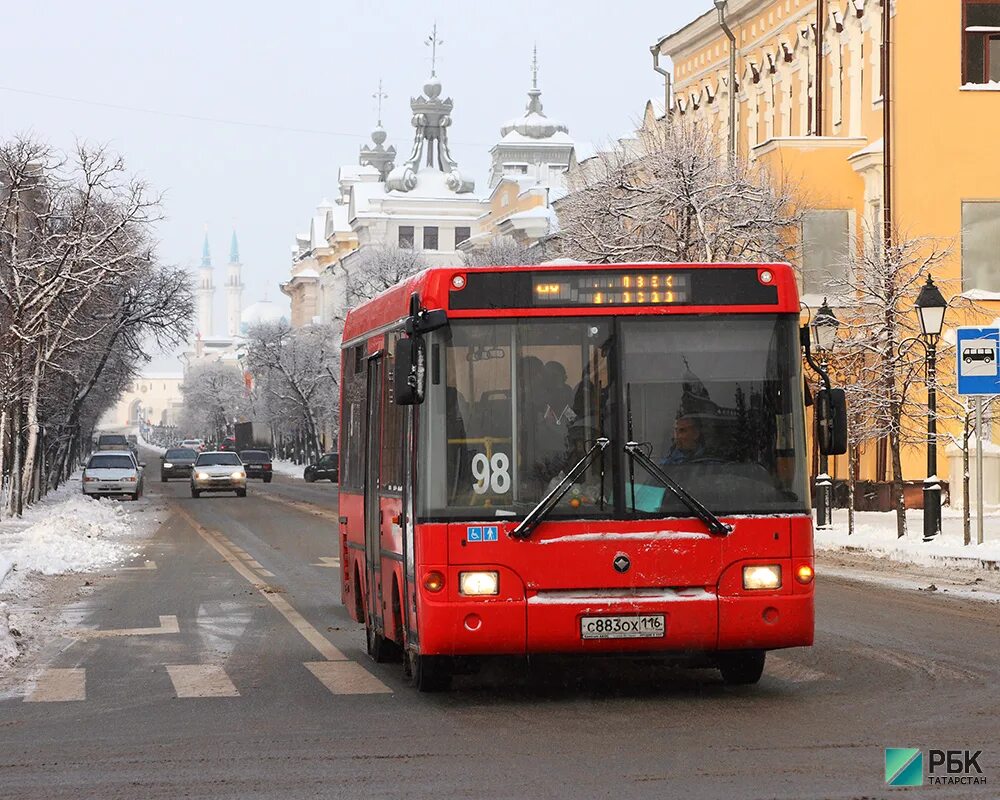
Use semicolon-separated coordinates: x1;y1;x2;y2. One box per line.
801;210;851;296
964;0;1000;84
963;202;1000;292
398;225;414;249
455;226;471;246
422;226;439;251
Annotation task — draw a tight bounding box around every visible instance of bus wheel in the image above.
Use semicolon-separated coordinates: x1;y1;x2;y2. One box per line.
405;651;452;692
717;650;766;685
366;623;400;663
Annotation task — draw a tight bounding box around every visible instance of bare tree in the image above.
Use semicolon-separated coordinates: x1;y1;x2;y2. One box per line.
241;321;340;460
178;361;248;441
830;227;955;538
345;245;426;311
461;235;545;267
555;121;801;264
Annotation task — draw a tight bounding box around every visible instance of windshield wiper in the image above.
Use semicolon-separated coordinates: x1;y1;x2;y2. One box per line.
622;442;732;537
510;437;610;540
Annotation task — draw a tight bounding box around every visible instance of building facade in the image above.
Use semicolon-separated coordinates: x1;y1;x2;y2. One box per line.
655;0;1000;498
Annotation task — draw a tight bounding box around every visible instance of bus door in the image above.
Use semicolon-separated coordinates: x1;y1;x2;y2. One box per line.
363;353;384;632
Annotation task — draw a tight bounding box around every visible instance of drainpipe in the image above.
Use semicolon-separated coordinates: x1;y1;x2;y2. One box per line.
651;46;672;124
882;0;893;248
815;0;825;136
715;0;738;164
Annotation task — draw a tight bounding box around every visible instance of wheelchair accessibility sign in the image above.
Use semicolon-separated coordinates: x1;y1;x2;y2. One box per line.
467;525;499;542
957;327;1000;396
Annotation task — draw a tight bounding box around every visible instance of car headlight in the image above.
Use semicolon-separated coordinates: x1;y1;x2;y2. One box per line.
459;571;499;596
742;565;782;590
196;471;210;480
231;470;245;479
163;462;173;469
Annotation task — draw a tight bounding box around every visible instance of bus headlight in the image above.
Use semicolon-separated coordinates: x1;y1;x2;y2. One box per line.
742;565;782;590
459;571;499;596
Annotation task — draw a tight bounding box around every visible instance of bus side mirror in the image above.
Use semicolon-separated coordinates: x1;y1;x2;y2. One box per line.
394;336;426;405
816;388;847;456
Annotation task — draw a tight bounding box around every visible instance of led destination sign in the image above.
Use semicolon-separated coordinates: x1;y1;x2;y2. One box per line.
533;272;691;305
448;268;780;311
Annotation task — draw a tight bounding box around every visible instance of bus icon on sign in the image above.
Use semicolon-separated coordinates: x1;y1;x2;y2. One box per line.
960;339;998;377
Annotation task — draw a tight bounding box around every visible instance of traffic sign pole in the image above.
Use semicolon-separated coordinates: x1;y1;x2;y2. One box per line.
976;397;984;546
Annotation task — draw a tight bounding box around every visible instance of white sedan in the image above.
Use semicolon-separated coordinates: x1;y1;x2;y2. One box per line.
190;452;247;498
82;451;144;500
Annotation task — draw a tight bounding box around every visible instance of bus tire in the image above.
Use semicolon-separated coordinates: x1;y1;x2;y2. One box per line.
366;623;399;663
405;651;452;692
717;650;766;685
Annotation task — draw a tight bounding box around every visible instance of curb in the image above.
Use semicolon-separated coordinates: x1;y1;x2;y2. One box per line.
821;544;999;571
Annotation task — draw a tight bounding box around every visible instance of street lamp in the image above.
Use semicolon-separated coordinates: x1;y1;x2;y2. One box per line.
914;274;948;542
811;298;840;528
714;0;737;164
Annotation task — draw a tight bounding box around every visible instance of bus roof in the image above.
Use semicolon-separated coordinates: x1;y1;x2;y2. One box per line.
342;262;800;345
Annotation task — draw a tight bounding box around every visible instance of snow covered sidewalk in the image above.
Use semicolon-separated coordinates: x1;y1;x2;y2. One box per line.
270;459;305;480
815;507;1000;603
0;480;163;670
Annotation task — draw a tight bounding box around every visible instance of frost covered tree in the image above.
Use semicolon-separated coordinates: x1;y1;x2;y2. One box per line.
461;236;545;267
345;245;426;311
241;321;340;461
178;361;248;441
829;227;955;539
0;136;191;515
555;121;801;264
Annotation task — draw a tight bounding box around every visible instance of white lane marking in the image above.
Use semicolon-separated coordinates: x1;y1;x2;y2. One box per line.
766;654;833;684
174;506;347;662
256;492;340;523
246;559;266;570
74;615;179;639
166;665;240;698
24;668;86;702
256;569;276;578
120;560;157;571
311;557;341;568
305;661;392;695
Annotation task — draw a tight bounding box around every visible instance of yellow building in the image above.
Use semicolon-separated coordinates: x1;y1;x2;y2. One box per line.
654;0;1000;500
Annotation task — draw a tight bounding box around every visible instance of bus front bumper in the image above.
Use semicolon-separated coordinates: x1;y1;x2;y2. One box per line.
417;587;813;657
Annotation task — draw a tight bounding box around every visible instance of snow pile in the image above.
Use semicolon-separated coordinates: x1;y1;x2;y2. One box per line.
0;603;18;666
0;489;145;595
271;459;305;480
815;508;1000;569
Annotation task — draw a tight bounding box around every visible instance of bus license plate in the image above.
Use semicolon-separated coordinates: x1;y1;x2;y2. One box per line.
580;614;665;640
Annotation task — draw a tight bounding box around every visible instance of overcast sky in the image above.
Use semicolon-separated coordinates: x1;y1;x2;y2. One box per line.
1;0;704;340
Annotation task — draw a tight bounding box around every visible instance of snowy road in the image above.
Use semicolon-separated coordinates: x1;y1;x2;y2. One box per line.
0;445;998;799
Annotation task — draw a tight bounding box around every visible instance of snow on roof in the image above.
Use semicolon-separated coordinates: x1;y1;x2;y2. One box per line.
498;129;575;147
505;205;555;221
290;267;320;280
242;298;288;327
572;142;597;163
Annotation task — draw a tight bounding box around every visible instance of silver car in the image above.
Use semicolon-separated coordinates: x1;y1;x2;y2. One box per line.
191;451;247;498
82;450;144;500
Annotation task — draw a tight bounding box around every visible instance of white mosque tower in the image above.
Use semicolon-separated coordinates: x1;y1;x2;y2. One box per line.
196;232;215;338
226;229;244;338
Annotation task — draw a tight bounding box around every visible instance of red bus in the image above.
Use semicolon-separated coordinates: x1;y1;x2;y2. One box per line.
339;262;844;690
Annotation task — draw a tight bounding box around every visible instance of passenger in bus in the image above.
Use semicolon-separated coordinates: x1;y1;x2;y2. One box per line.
544;360;575;423
660;415;706;465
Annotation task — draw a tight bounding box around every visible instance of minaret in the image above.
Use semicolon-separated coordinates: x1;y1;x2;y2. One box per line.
226;229;244;337
197;231;215;338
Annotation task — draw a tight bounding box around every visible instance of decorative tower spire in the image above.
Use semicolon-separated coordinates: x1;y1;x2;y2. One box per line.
197;227;215;338
360;78;397;182
226;228;244;338
531;44;539;90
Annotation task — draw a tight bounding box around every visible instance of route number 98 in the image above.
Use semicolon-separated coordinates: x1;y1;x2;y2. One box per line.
471;452;511;495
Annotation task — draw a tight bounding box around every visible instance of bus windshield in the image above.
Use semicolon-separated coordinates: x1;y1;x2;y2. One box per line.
418;315;808;521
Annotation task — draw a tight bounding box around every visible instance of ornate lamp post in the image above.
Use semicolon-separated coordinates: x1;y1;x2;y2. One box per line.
811;299;840;528
914;275;948;541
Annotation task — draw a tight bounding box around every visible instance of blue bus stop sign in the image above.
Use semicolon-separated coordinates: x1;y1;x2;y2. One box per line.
956;327;1000;396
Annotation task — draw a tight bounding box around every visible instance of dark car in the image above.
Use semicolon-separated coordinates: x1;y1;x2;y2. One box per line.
97;433;130;451
220;437;238;452
304;452;338;483
161;447;198;481
239;450;273;482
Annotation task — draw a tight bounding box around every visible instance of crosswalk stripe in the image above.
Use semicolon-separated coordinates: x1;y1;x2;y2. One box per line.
767;654;833;684
75;614;179;638
121;560;157;571
24;668;86;702
311;557;340;568
305;661;392;695
166;665;240;698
